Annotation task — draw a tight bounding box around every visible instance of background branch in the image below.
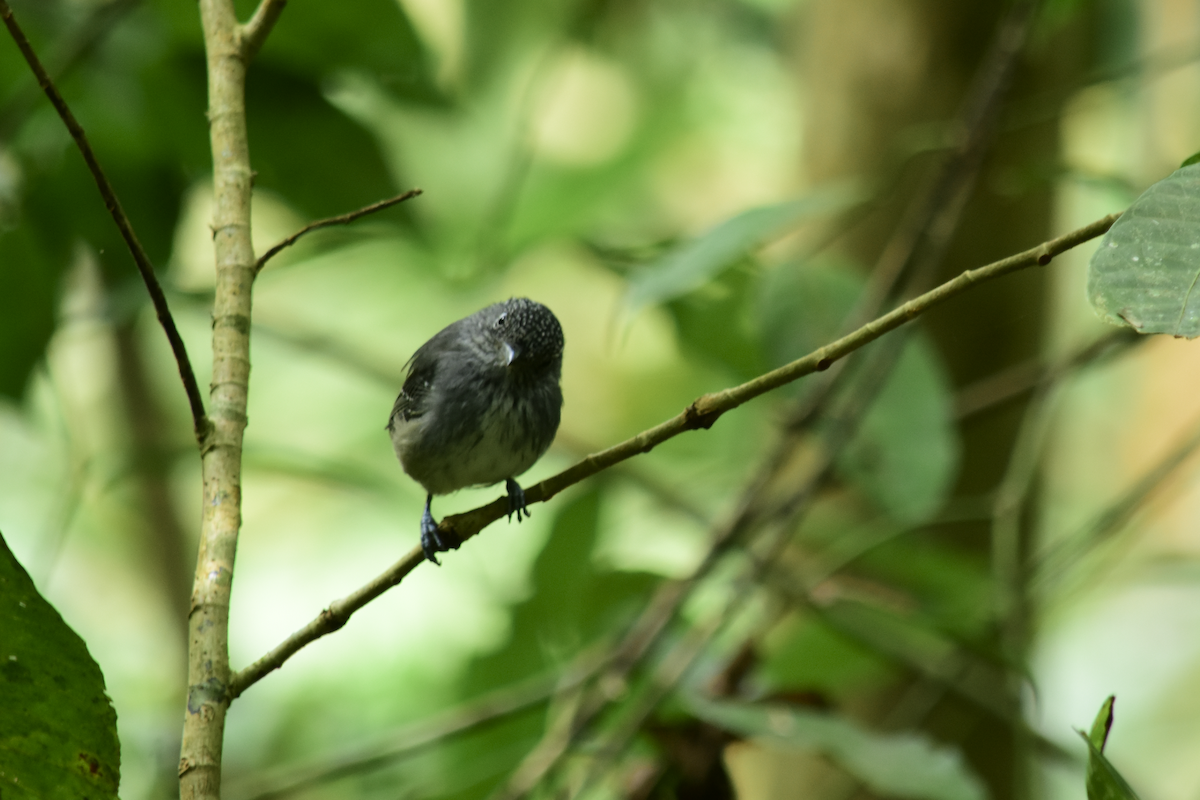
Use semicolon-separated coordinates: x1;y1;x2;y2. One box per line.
1032;409;1200;587
551;12;1051;775
229;210;1120;700
0;0;210;443
0;0;139;140
227;646;610;800
954;328;1142;419
253;188;423;274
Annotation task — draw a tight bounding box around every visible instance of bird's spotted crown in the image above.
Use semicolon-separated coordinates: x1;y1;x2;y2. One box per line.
493;298;564;364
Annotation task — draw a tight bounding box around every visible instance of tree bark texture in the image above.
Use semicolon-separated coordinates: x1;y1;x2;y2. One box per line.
179;1;256;797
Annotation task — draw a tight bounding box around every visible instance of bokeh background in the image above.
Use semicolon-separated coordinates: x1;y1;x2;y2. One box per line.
3;0;1200;799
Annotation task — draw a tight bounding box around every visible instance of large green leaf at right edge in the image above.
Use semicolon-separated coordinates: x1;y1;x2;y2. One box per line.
839;338;959;524
687;697;986;800
1088;164;1200;337
0;531;120;799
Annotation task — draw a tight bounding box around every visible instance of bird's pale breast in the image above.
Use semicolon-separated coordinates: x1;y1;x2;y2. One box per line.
390;386;552;495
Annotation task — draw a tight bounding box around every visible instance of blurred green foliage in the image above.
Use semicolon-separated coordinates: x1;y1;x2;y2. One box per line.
2;1;1194;800
687;696;986;800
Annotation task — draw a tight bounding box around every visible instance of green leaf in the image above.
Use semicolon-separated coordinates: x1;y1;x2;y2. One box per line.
1077;696;1139;800
850;538;993;639
249;0;437;101
1181;152;1200;169
1088;695;1115;752
0;225;61;400
758;615;897;696
687;697;986;800
839;338;960;524
760;260;960;524
1087;164;1200;337
625;184;863;316
0;531;120;799
1079;732;1140;800
247;66;400;219
667;265;768;380
758;257;863;370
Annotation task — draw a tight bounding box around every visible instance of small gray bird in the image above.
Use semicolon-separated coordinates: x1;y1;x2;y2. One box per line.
387;297;564;564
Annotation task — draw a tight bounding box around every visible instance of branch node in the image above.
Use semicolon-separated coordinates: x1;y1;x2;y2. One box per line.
240;0;288;63
195;418;215;451
684;400;723;431
816;357;833;371
319;607;347;633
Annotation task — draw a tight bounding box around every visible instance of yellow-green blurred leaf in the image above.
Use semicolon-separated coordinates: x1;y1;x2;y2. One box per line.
687;697;986;800
625;184;862;317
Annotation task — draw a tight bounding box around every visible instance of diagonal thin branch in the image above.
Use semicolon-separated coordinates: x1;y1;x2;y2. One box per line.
954;328;1142;420
1032;407;1200;587
0;0;210;444
253;189;423;275
239;0;287;62
228;211;1121;700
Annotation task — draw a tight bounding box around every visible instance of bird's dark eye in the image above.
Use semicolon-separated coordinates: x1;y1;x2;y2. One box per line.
495;313;508;328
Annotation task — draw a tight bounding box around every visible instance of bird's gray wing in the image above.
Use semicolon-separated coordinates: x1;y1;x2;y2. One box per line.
387;325;464;430
388;349;438;429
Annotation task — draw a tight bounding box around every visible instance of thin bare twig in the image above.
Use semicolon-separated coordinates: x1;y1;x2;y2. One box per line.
253;189;423;274
0;0;210;444
227;211;1121;700
229;544;422;697
992;383;1057;622
239;0;288;62
1032;408;1200;588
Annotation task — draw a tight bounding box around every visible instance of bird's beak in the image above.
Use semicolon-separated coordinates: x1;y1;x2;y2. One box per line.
504;342;518;366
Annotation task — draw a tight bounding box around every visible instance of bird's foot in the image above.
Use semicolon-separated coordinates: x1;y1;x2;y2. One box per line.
506;478;531;523
420;496;460;565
